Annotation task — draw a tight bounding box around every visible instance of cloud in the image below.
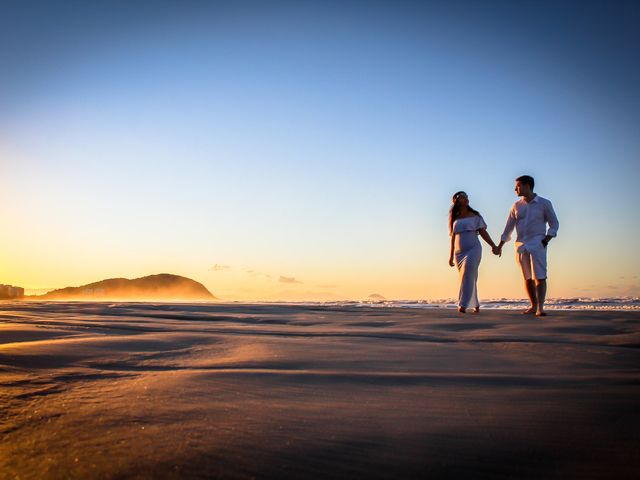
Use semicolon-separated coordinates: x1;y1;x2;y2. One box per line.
241;268;273;280
279;276;302;284
210;264;231;272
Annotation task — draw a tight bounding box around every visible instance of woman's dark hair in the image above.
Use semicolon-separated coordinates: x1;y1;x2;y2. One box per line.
449;191;480;234
516;175;535;190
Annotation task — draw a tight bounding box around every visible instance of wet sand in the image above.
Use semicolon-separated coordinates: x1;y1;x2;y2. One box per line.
1;302;639;479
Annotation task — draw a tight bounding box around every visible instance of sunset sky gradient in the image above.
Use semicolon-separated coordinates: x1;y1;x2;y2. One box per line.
2;1;639;300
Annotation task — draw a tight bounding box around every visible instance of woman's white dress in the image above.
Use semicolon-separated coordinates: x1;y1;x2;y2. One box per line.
452;215;487;309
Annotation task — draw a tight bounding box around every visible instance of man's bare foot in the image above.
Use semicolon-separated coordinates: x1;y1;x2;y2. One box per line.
458;306;466;313
473;307;480;313
522;307;537;315
536;311;548;317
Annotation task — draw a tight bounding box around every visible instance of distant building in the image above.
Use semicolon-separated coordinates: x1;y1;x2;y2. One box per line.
0;284;25;299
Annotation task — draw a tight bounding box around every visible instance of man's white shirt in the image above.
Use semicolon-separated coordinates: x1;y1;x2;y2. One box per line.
500;194;559;253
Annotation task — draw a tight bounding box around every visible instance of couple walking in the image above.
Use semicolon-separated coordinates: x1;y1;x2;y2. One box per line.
448;175;559;316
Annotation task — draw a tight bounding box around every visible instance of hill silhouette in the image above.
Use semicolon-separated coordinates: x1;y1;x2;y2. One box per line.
367;293;386;301
37;274;216;301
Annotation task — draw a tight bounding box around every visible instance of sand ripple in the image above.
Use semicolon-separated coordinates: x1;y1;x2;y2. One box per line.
1;302;639;479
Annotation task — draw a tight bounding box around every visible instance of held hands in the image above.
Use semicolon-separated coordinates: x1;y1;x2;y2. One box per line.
492;245;502;257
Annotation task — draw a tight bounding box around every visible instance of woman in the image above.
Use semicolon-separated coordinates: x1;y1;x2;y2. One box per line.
448;191;498;313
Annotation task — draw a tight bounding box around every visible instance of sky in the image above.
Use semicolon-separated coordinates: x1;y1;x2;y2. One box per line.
1;0;639;301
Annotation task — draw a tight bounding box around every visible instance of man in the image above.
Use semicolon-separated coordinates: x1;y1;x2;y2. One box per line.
494;175;559;316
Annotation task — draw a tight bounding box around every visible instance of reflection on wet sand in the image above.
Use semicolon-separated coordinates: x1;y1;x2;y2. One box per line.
1;302;639;479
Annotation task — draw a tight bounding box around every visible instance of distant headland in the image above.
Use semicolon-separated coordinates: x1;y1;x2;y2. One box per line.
28;274;216;301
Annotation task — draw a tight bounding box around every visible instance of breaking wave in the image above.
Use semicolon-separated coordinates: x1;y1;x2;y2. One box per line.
269;297;640;310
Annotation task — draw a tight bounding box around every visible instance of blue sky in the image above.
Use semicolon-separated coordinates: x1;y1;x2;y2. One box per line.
1;1;639;300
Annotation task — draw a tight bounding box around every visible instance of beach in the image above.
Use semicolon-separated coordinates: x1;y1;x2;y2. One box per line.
1;302;639;479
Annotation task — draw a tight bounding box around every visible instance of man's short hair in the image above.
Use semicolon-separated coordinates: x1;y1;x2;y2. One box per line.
516;175;535;190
